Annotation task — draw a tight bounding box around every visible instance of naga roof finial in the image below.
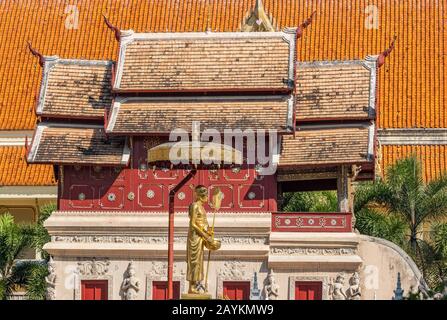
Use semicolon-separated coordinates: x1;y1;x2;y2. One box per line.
296;11;317;39
27;41;45;66
378;35;397;67
103;14;121;41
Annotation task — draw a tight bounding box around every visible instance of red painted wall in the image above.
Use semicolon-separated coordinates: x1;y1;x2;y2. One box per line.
223;281;250;300
59;137;277;212
152;281;180;300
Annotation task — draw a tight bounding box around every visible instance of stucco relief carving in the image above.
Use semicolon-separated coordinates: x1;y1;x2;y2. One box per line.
53;235;268;245
330;273;347;300
329;272;362;300
77;258;110;276
270;247;357;256
262;269;279;300
53;235;184;244
218;261;249;279
45;257;56;300
217;261;253;296
346;272;361;300
220;236;267;245
148;261;185;277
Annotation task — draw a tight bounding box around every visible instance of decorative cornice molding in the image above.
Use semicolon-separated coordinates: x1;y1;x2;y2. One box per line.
0;186;57;198
270;247;357;256
52;235;268;245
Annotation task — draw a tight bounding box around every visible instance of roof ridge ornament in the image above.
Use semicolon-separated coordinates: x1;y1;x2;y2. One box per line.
378;35;397;68
103;14;121;41
241;0;275;32
296;11;316;39
27;41;45;66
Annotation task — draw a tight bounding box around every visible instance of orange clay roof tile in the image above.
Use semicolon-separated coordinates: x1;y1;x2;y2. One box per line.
381;145;447;182
0;0;445;130
0;0;446;186
0;146;55;186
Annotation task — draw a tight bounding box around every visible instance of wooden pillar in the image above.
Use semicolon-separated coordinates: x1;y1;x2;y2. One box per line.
337;165;358;231
277;182;283;211
337;166;350;212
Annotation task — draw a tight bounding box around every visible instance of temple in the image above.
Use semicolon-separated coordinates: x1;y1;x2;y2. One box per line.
17;1;428;300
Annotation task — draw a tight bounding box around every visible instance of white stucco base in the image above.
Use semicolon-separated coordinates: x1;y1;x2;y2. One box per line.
43;211;424;300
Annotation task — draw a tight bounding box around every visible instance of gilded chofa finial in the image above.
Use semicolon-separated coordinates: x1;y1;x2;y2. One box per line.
241;0;275;32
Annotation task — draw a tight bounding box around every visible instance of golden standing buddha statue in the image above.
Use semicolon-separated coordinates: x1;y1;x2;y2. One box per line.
186;185;221;295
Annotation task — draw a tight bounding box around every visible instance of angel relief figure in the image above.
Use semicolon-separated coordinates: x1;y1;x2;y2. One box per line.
263;269;279;300
45;257;56;300
346;272;361;300
121;262;140;300
330;274;347;300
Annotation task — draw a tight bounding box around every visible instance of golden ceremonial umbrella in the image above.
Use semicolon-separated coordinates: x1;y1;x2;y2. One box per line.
148;141;243;165
147;141;242;299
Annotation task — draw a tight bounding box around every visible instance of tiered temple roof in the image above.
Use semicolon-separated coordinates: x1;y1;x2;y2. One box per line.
26;27;378;179
280;123;374;167
1;0;446;185
113;31;295;92
295;60;376;122
36;58;113;119
27;124;129;166
106;96;294;134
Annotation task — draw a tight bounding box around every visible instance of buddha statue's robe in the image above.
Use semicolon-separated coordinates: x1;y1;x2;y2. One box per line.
186;201;220;282
186;202;208;282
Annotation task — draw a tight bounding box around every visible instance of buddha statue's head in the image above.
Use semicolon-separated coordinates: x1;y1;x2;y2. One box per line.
194;185;208;203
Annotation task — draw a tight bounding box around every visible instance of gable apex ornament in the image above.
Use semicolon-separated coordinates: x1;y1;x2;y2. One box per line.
241;0;276;32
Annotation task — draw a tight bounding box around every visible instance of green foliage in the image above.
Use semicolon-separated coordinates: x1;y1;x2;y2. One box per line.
0;203;55;300
0;213;34;299
405;289;423;300
355;208;408;248
33;203;56;260
431;222;447;259
354;155;447;289
0;213;34;278
282;191;338;212
0;278;8;300
23;262;48;300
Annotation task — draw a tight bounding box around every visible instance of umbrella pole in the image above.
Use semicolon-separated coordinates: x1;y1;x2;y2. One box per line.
167;169;197;300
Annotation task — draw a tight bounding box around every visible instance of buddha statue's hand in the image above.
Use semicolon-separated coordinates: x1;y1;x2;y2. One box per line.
206;228;214;237
205;238;221;251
